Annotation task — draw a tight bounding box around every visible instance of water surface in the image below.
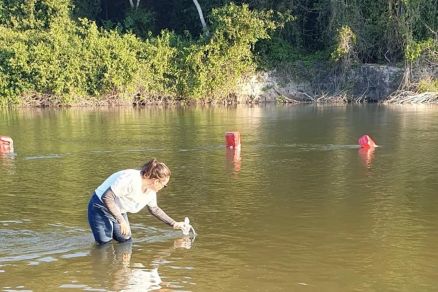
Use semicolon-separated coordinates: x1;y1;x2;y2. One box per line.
1;104;438;291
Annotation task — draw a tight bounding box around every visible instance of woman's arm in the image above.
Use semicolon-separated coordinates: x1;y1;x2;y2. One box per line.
102;188;131;236
101;188;126;224
147;206;176;227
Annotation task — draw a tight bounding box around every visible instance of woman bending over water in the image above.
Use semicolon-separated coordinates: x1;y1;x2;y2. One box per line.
88;159;185;244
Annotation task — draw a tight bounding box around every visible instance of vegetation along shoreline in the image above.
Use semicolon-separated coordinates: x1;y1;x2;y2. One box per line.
0;1;436;107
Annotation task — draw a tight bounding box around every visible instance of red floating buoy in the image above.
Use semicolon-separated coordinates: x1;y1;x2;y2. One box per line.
358;134;376;149
0;135;14;153
225;132;241;149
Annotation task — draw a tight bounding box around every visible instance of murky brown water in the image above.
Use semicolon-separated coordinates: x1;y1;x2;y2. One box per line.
1;104;438;291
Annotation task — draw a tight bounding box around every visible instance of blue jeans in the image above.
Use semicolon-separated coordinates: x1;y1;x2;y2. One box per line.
88;193;132;244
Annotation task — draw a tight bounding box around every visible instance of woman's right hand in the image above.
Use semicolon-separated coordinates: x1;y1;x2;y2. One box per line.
119;220;131;236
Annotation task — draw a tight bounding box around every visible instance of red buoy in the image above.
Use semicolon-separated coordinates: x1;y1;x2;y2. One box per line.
225;132;241;149
0;136;14;153
358;135;376;149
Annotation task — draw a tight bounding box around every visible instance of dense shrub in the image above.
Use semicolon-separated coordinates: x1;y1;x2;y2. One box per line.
0;0;71;30
2;0;435;106
0;2;279;105
175;3;278;99
0;20;145;104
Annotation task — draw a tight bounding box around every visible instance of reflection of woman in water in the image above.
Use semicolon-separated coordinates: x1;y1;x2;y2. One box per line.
88;159;185;244
90;237;192;291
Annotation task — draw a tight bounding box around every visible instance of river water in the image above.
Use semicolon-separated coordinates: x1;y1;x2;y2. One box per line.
0;104;437;291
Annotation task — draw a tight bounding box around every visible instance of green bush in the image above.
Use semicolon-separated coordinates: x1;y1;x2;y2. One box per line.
0;3;283;106
405;39;437;62
175;3;278;99
418;78;438;93
0;20;145;104
0;27;33;105
0;0;71;30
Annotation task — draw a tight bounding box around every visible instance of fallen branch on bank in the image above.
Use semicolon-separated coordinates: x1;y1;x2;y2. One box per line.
383;91;438;104
273;91;368;104
316;94;347;103
314;92;366;103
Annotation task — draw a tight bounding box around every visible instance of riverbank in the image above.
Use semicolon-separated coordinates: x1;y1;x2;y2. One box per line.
14;63;437;107
236;63;437;104
16;91;438;108
1;1;436;108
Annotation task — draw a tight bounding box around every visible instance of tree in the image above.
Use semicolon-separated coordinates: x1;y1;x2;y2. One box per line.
192;0;208;34
128;0;140;9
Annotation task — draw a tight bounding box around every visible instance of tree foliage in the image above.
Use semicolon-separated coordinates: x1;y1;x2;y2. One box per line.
0;1;280;105
0;0;436;105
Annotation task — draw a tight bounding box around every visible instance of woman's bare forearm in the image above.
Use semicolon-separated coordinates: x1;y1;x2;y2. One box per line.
147;206;176;226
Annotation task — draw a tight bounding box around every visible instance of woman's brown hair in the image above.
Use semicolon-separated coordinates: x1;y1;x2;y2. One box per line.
140;159;171;179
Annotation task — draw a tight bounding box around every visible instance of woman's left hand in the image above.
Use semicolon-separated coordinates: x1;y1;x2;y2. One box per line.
173;221;185;230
